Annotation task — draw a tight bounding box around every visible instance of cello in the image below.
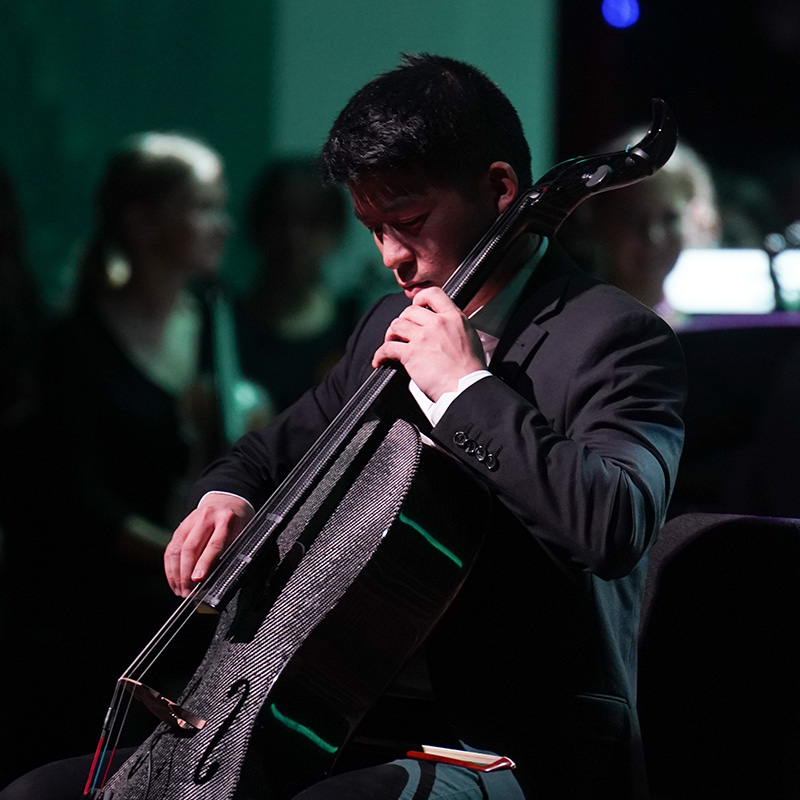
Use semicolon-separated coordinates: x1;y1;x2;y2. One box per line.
85;99;678;800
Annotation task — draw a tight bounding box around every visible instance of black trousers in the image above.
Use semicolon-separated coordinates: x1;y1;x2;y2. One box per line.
0;750;524;800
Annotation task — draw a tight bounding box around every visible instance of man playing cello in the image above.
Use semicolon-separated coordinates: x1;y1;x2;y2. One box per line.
1;54;684;800
165;54;685;799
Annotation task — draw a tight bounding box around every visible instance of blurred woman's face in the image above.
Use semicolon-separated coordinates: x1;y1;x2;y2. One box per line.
595;178;689;307
149;173;230;277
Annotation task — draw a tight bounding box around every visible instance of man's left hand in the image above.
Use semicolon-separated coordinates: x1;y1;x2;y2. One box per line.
372;287;485;402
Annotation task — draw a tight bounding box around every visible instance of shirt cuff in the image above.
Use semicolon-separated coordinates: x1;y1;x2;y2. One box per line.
409;370;492;427
198;490;256;517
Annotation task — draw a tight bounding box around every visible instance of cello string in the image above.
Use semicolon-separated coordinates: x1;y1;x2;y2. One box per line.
98;693;134;789
87;680;131;794
87;581;206;793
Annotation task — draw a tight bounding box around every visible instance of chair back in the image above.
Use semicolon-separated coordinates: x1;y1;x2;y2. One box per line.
639;512;800;798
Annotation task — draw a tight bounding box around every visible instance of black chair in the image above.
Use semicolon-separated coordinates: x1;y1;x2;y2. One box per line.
638;513;800;799
671;319;800;516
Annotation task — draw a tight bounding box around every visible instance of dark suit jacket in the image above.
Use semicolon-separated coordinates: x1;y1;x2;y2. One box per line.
191;241;686;799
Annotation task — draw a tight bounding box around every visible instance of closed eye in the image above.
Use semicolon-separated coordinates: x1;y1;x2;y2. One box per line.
395;214;426;231
368;214;425;241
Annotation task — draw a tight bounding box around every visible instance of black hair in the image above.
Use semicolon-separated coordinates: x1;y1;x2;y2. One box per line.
320;53;532;191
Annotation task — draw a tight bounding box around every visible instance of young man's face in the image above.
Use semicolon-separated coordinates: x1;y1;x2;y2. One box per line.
349;172;505;303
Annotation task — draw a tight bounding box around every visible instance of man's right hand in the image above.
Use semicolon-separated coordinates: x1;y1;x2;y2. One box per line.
164;492;254;598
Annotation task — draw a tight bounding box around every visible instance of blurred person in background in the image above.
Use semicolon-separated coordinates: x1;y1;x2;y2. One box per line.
0;132;237;780
235;157;359;412
42;131;232;564
560;133;721;326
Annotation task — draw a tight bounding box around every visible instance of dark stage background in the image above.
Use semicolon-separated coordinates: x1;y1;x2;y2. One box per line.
558;0;800;187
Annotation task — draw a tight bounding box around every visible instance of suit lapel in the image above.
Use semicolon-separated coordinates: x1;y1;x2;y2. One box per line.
490;242;576;385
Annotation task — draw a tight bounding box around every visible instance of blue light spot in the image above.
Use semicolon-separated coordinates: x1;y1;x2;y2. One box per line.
602;0;640;28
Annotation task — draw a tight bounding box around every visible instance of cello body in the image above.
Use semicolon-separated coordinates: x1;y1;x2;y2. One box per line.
99;418;488;800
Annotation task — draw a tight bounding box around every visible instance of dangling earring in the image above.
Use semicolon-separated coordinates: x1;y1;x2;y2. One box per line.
105;248;132;289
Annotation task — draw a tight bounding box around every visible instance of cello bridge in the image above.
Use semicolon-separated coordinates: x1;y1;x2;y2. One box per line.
119;677;207;732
